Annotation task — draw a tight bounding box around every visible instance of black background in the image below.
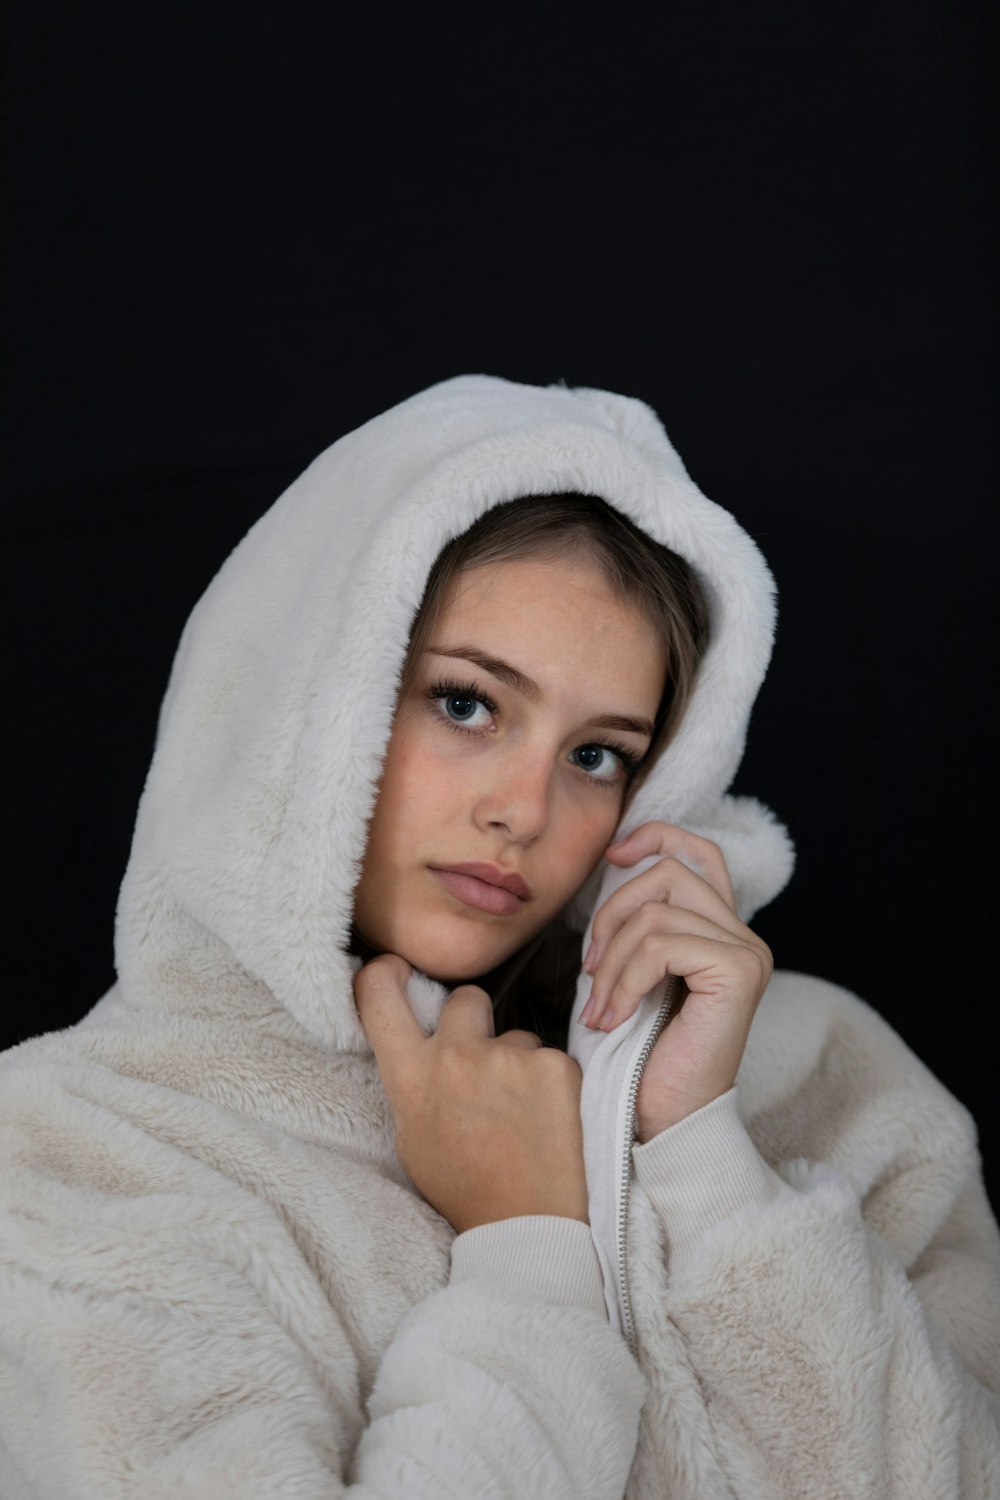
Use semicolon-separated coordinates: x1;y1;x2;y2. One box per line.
2;3;997;1208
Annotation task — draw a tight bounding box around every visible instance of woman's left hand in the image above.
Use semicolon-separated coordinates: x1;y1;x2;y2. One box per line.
579;822;773;1143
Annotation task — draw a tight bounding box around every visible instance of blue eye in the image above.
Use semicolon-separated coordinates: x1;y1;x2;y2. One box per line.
573;744;623;779
443;692;488;726
575;740;645;785
427;678;498;735
425;677;643;787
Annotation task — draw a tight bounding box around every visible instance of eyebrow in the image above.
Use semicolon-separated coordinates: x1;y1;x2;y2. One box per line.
425;644;656;739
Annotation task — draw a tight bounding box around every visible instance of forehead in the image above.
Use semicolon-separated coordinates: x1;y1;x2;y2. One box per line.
440;552;634;621
433;556;666;700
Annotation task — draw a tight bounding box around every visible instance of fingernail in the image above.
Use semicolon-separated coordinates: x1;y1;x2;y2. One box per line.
588;993;608;1028
579;995;595;1025
589;943;605;975
598;1008;615;1031
583;940;597;973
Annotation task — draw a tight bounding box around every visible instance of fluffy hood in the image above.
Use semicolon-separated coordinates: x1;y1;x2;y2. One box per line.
115;375;794;1050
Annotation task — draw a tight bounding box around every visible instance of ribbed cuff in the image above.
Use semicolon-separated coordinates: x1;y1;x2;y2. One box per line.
632;1089;792;1275
449;1215;608;1320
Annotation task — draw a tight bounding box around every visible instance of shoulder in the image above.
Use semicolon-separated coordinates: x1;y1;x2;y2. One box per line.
741;968;971;1121
736;970;982;1258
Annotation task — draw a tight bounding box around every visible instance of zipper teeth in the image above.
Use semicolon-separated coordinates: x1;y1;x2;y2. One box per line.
617;983;677;1357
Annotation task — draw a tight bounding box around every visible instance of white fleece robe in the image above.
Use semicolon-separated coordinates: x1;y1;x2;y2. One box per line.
1;375;998;1499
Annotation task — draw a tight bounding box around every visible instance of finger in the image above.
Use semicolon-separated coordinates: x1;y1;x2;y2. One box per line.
587;857;745;975
593;903;748;1004
434;983;497;1042
354;956;427;1078
586;928;770;1031
605;823;735;909
587;900;743;1020
493;1028;545;1050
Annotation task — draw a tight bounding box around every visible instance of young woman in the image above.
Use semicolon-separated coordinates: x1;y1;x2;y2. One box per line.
1;375;997;1498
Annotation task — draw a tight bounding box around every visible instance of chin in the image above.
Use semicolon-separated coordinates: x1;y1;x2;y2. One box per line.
397;914;526;986
405;944;507;987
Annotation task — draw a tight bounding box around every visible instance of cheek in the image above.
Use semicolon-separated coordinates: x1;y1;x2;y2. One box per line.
549;795;622;891
370;716;455;840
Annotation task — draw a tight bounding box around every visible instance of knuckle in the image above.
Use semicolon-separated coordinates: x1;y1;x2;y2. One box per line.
690;836;726;877
543;1044;572;1070
449;983;490;1007
505;1028;544;1049
735;944;769;991
541;1048;580;1082
590;908;610;945
638;929;668;958
733;943;756;972
610;974;633;1007
438;1038;478;1079
651;858;686;902
595;889;625;928
610;975;646;1012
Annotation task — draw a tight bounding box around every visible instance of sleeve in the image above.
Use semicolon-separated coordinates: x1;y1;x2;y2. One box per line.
0;1167;644;1500
356;1217;642;1498
631;1088;1000;1499
448;1212;609;1318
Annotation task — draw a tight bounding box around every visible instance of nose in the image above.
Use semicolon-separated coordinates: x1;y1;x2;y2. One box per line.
473;740;553;844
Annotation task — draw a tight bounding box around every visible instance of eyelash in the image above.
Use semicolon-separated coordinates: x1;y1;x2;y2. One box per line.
425;677;644;789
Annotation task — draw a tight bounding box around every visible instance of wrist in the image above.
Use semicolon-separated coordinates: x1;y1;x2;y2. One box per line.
456;1196;590;1234
450;1216;608;1318
636;1086;731;1142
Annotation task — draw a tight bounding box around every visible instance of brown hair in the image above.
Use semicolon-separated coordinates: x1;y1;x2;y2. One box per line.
396;493;710;1047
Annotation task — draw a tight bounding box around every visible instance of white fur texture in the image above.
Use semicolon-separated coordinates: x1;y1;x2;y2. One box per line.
113;374;791;1050
1;376;998;1497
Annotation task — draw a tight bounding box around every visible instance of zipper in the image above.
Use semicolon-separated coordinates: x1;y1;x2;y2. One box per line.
616;980;678;1357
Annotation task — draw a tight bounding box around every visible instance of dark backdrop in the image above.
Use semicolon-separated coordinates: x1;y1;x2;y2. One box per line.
3;2;997;1208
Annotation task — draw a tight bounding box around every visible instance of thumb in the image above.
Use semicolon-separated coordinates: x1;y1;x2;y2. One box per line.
354;954;425;1073
604;827;645;864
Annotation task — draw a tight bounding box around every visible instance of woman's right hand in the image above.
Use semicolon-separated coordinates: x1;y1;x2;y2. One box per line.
355;953;590;1235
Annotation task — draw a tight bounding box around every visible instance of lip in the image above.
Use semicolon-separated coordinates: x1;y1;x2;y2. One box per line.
430;862;533;900
428;862;533;916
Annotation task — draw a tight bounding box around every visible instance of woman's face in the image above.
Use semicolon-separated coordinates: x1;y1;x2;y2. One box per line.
352;553;668;983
